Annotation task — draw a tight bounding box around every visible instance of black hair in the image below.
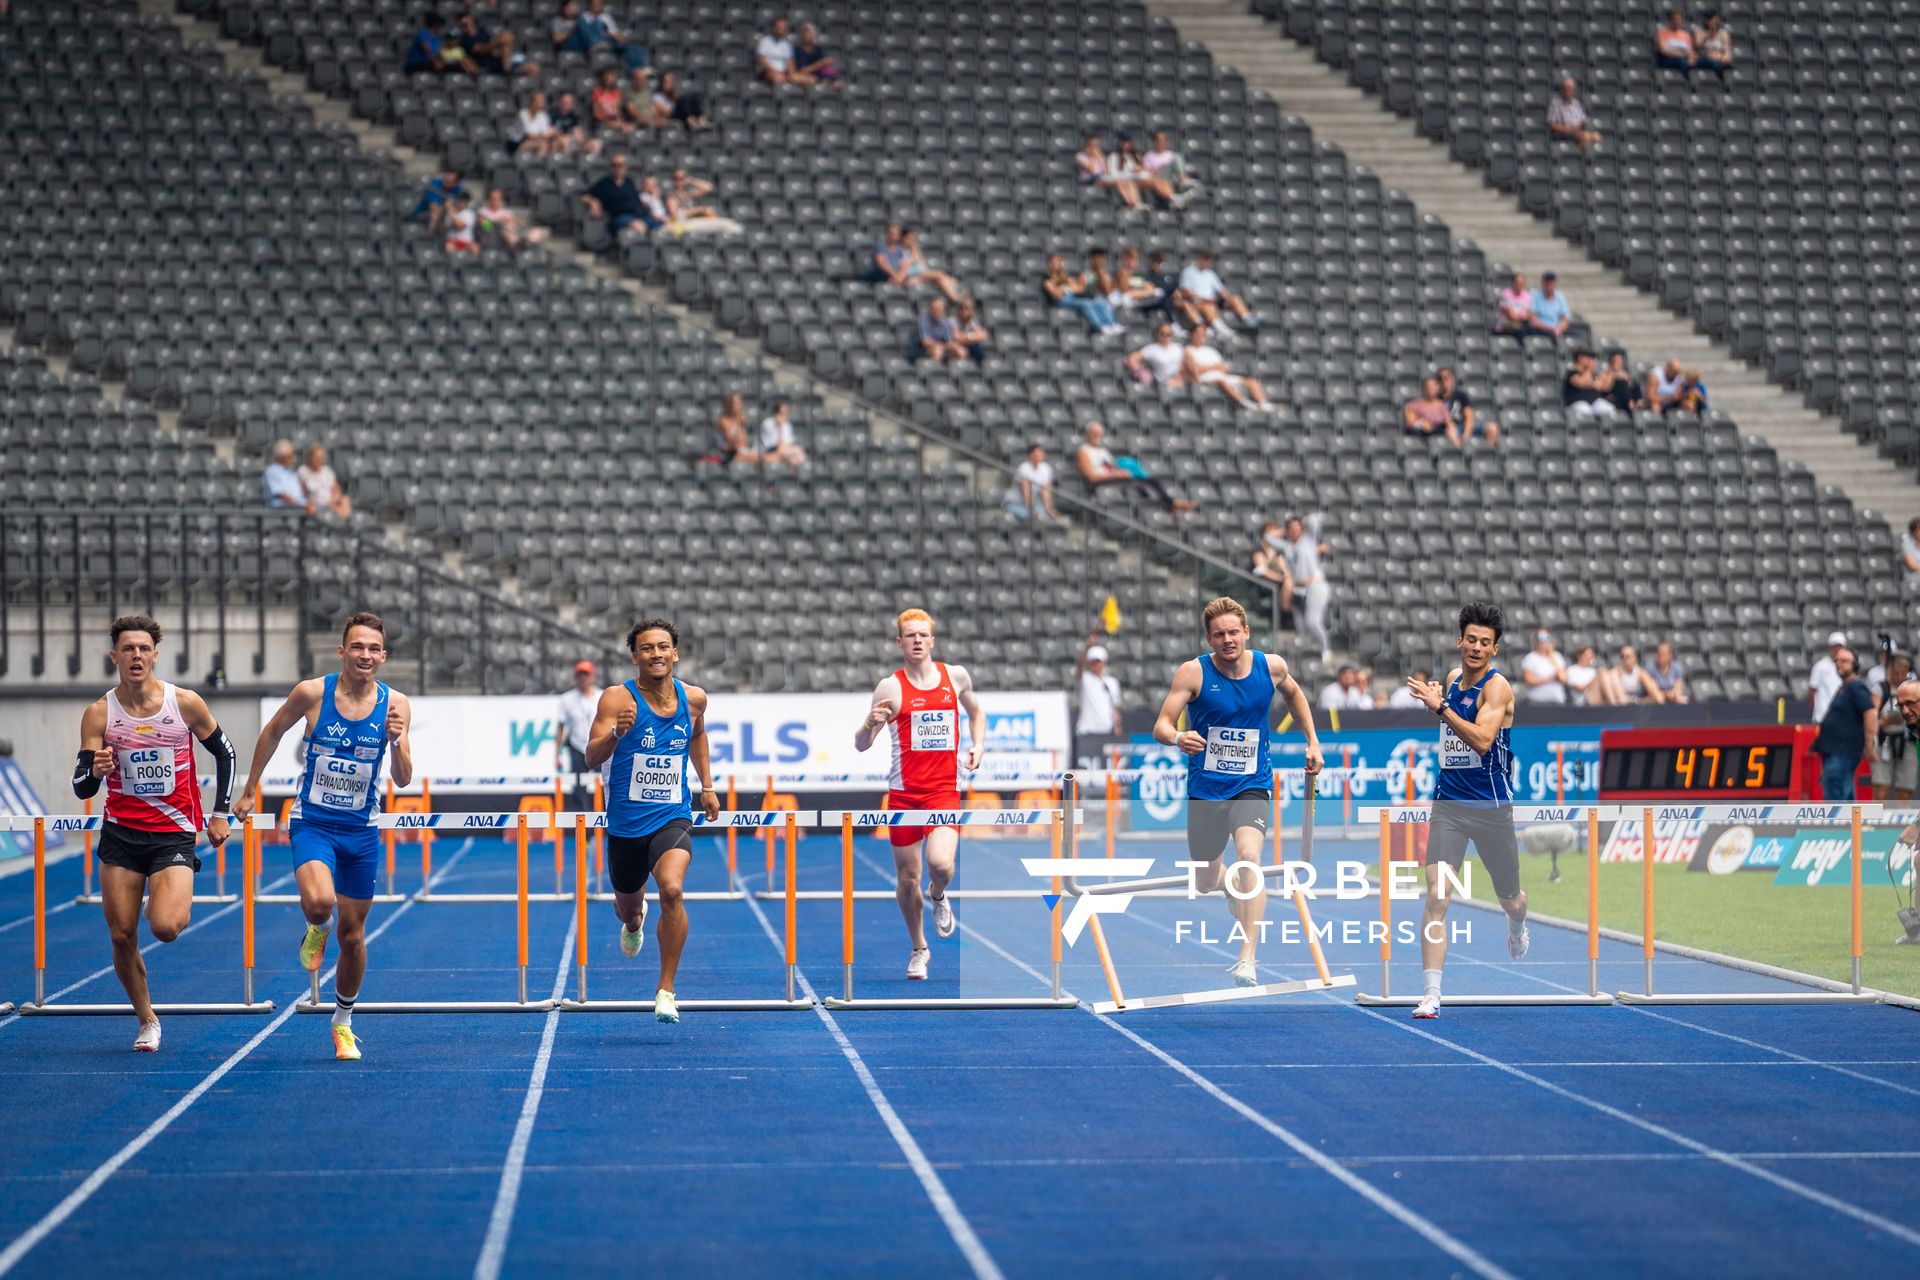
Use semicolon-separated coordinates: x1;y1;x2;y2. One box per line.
1458;601;1505;642
626;617;679;651
1909;516;1919;538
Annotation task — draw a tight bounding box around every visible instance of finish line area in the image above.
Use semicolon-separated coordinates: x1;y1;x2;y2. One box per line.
1;807;1918;1278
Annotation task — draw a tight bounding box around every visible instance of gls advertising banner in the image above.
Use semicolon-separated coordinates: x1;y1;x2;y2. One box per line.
260;691;1070;791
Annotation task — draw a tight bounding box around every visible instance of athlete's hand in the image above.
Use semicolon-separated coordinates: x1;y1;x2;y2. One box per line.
865;701;896;730
386;706;407;741
700;787;720;822
1405;677;1444;712
1174;730;1206;755
232;791;255;825
206;815;231;848
91;746;116;779
614;699;637;736
963;743;984;772
1302;744;1324;775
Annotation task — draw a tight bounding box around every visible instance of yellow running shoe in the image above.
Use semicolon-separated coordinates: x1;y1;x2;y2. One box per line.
332;1024;362;1061
299;923;331;972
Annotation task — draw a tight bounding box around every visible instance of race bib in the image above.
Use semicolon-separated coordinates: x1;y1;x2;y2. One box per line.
308;753;374;810
117;746;175;797
1203;726;1259;775
1439;723;1481;770
628;752;685;804
909;709;955;752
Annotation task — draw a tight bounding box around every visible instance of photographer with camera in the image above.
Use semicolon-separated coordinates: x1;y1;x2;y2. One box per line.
1873;644;1914;803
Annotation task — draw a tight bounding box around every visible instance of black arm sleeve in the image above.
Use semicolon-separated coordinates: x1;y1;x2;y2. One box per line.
72;750;102;800
201;726;237;813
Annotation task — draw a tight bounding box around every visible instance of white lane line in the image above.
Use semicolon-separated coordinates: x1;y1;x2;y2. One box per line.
0;899;76;935
471;914;580;1280
738;878;1006;1280
0;841;473;1277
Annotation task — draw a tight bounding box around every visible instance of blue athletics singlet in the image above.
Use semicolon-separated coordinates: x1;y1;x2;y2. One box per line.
1187;651;1274;802
289;673;390;828
606;678;694;838
1435;668;1514;807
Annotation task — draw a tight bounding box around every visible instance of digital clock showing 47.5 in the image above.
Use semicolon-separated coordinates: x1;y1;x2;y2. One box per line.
1597;726;1815;801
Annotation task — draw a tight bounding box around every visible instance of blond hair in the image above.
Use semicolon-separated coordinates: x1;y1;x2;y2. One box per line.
1201;596;1248;633
896;607;935;636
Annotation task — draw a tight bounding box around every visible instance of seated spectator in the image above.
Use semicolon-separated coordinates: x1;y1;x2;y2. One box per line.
1591;645;1664;704
443;192;479;254
549;0;581;54
757;17;814;87
1598;351;1644;415
580;152;643;241
900;230;962;300
1645;357;1686;412
793;23;844;85
1565;646;1601;704
1655;9;1697;79
951;298;991;363
1183;326;1276;412
1674;369;1709;414
1492;271;1536;343
713;392;762;465
511;90;554;158
1076;135;1143;212
660;170;740;235
636;175;672;232
622;67;654;127
453;10;529;76
476;188;545;253
1519;630;1568;704
550;91;601;157
1142;130;1201;200
407;169;466;231
1250;520;1295;620
1529;272;1571;342
1562;349;1615;416
591;67;636;136
262;440;307;510
913;298;967;363
1074;420;1196;514
1043;253;1124;337
1404;376;1452;438
1900;517;1920;589
1387;669;1430;710
1320;665;1371;711
1004;443;1061;523
404;13;452;74
757;401;808;470
1179;249;1260;337
569;0;646;69
653;70;709;129
298;444;352;519
1116;135;1180;209
1145;249;1202;329
1125;321;1187;388
1649;641;1688;703
1697;12;1733;77
1437;367;1500;449
870;224;960;301
1547;77;1602;151
1109;246;1164;312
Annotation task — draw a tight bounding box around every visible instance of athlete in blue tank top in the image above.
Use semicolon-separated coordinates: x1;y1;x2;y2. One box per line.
1402;600;1531;1020
584;617;718;1025
237;612;413;1061
1154;596;1323;987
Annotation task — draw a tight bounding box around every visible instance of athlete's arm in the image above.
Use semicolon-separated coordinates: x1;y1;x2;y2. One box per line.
74;698;111;797
585;685;636;770
554;714;568;769
687;686;720;820
1434;670;1511;756
951;664;986;772
1269;654;1323;774
386;691;414;788
234;679;324;824
854;674;900;753
1153;661;1206;754
177;689;236;846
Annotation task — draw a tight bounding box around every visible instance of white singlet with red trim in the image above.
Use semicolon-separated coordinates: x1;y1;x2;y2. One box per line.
888;663;960;792
103;682;202;834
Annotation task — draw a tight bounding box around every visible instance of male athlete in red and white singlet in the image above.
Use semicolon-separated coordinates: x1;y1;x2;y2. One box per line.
853;608;985;980
73;614;237;1052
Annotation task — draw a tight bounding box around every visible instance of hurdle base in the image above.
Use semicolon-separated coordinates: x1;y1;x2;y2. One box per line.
559;997;815;1012
1357;993;1615;1007
74;894;238;905
0;1002;13;1015
255;893;409;905
1096;973;1356;1015
18;1001;276;1015
1614;991;1882;1006
297;999;557;1013
824;996;1081;1010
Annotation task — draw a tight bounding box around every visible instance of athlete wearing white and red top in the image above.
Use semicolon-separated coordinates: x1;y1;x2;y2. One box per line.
853;608;984;980
73;614;236;1053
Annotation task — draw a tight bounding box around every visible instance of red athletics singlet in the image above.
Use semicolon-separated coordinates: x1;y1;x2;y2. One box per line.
885;663;961;847
103;682;203;834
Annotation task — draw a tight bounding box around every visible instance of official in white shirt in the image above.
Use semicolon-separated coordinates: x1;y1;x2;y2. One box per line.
555;660;600;811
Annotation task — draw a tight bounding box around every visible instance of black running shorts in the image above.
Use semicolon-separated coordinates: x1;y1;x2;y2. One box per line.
606;820;693;894
96;823;201;877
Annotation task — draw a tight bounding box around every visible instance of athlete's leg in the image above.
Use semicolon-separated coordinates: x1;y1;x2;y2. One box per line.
893;837;928;950
295;859;338;929
333;896;373;1000
100;864;155;1021
1420;860;1452;973
144;863;195;942
1225;822;1267;962
1476;812;1529;948
652;846;691;992
923;825;958;903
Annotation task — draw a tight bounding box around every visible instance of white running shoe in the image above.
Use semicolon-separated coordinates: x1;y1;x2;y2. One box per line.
931;893;956;939
1412;994;1441;1019
1508;925;1531;960
1229;957;1259;987
906;948;931;980
654;989;679;1024
620;899;649;958
133;1019;162;1052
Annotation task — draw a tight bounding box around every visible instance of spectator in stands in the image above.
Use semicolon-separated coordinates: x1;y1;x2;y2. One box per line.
1675;369;1709;414
570;0;646;69
407;170;466;231
1143;130;1201;200
1125;321;1187;388
1813;647;1876;800
262;440;307;510
757;17;814;87
713;392;762;466
1530;272;1571;342
1547;76;1602;152
637;175;672;232
1043;254;1124;337
1179;249;1260;337
622;67;654;127
1599;351;1644;415
1076;638;1122;739
793;24;844;86
1697;12;1733;78
453;10;529;76
1404;376;1452;439
1320;666;1370;711
1900;518;1920;589
1655;9;1697;80
1649;642;1688;702
1810;631;1848;721
580;152;642;241
1519;630;1569;703
1184;327;1276;412
443;192;479;254
1004;443;1060;523
592;68;636;137
1874;654;1915;801
952;298;991;364
757;400;808;470
869;224;959;301
1075;420;1196;515
1285;513;1331;664
913;298;966;363
1493;271;1536;344
298;444;352;519
1437;367;1500;449
1251;520;1295;624
1593;645;1663;704
654;70;709;129
1562;350;1616;417
512;90;555;157
1388;670;1430;710
404;12;453;74
477;188;544;254
550;91;601;157
1110;246;1165;313
1116;135;1182;210
1646;358;1686;412
670;170;717;218
549;0;582;53
1145;250;1202;330
1076;135;1144;212
901;230;963;301
660;170;740;235
1565;645;1601;704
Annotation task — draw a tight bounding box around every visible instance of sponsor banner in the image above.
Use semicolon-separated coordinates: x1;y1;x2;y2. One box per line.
260;691;1070;793
1773;830;1914;888
1128;741;1188;831
1687;823;1800;874
1600;814;1708;864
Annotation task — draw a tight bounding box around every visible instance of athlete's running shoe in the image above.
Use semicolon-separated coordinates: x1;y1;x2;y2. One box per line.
906;948;930;980
332;1025;362;1061
1229;957;1259;987
1412;994;1441;1019
654;989;679;1023
1507;924;1531;960
621;898;650;958
931;893;956;939
132;1019;161;1052
298;923;331;972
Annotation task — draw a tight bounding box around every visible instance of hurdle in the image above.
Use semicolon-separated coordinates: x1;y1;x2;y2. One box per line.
1353;804;1614;1007
9;813;278;1016
1602;803;1883;1006
561;811;815;1012
71;774;241;906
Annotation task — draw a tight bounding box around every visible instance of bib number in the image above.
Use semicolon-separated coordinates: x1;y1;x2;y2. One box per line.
308;753;374;810
1203;726;1258;776
909;710;955;753
1439;723;1481;770
117;747;175;797
628;753;685;804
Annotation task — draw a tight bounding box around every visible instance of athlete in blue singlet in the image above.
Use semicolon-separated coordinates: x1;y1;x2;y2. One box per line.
1154;596;1322;986
1402;600;1530;1019
237;612;413;1060
584;617;719;1024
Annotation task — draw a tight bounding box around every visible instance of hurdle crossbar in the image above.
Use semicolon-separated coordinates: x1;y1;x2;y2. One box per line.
1097;973;1358;1015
